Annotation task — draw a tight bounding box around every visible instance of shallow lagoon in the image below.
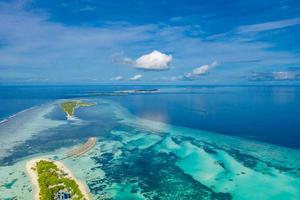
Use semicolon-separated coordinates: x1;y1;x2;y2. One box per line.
0;98;300;199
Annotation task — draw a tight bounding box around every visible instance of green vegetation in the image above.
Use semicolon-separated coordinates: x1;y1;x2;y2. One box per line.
60;100;95;117
36;160;86;200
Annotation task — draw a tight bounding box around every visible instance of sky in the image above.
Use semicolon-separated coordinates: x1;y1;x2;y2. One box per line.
0;0;300;84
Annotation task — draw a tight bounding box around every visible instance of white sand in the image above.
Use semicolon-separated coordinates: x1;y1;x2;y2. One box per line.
26;158;91;200
26;159;40;200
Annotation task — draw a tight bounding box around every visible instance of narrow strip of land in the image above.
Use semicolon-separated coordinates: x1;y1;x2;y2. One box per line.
64;137;96;158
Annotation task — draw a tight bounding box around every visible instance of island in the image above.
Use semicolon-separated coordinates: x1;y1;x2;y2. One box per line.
115;89;160;94
60;100;95;120
26;159;90;200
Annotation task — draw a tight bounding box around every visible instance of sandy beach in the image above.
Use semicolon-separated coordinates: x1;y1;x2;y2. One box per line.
26;158;91;200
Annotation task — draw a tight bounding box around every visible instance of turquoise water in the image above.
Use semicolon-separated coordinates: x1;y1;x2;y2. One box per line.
0;98;300;199
1;85;300;149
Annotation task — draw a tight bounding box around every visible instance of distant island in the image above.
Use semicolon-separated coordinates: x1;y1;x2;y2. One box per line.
60;100;95;120
86;89;160;97
26;159;90;200
116;89;160;94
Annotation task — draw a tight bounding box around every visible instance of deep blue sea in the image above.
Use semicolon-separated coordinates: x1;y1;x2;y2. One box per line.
1;85;300;200
1;85;300;149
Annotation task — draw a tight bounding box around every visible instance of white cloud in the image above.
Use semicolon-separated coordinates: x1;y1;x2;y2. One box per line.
272;71;296;80
237;18;300;34
183;72;194;79
135;50;172;70
192;60;218;75
130;74;143;81
161;60;218;81
111;76;124;81
112;50;172;71
112;54;135;65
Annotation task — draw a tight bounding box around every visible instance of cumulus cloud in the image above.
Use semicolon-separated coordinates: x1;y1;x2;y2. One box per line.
192;60;218;75
130;74;143;81
114;50;172;71
181;60;218;80
111;76;124;81
159;60;218;81
135;50;172;70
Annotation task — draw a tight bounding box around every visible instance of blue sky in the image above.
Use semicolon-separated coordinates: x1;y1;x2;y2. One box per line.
0;0;300;84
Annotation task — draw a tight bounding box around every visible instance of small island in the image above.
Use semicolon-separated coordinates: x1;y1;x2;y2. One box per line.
26;159;90;200
115;89;160;94
60;100;95;120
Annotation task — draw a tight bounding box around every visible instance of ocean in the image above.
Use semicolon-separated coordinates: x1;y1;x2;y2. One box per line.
0;85;300;200
1;85;300;148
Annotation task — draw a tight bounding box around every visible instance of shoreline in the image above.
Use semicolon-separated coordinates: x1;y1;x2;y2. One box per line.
26;158;91;200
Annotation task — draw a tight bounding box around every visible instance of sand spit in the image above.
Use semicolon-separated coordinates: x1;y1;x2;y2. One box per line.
64;137;97;158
